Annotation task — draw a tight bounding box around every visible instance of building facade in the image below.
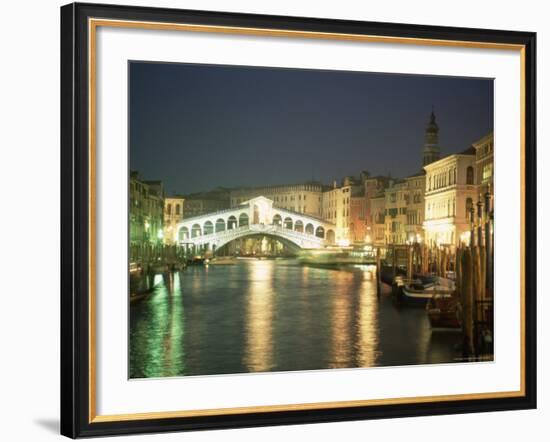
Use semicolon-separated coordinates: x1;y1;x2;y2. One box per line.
423;148;478;246
404;172;426;243
363;175;390;243
322;182;346;242
230;182;324;218
321;176;364;244
473;132;494;198
384;180;409;244
183;188;230;219
129;171;164;245
369;193;386;245
349;188;367;243
163;197;185;245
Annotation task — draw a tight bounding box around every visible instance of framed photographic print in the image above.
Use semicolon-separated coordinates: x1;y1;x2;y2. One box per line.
60;2;537;438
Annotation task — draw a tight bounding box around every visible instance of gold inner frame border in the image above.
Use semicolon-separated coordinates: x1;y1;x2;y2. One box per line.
87;17;527;424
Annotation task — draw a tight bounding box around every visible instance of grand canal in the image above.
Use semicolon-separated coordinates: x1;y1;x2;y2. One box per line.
129;259;461;378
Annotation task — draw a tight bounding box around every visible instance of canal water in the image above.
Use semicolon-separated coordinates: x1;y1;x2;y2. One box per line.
129;259;461;378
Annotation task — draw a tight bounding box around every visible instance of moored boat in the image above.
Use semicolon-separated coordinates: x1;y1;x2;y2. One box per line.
426;294;461;331
393;275;455;307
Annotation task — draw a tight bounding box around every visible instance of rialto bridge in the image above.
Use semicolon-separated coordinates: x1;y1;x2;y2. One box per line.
175;196;336;253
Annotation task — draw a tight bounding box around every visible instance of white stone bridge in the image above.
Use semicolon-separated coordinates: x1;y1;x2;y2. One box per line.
175;196;336;253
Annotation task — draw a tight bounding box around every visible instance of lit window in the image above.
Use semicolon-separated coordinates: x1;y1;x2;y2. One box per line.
482;163;493;182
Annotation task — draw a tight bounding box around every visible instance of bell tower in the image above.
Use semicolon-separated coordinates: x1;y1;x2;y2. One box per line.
423;109;441;166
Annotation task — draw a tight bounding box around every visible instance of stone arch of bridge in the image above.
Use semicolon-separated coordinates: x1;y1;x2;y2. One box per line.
213;231;303;254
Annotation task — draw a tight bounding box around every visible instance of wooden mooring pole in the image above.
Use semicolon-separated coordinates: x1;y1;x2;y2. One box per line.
460;248;474;358
376;247;381;299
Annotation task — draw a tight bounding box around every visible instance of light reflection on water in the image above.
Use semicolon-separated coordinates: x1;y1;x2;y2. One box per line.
244;260;274;372
129;260;460;378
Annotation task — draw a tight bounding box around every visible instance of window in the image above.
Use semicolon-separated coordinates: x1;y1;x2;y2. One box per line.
175;204;180;215
166;203;171;215
466;166;474;184
483;163;493;182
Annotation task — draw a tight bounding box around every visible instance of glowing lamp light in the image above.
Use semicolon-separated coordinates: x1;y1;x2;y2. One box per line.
157;229;163;239
460;231;471;245
337;239;350;247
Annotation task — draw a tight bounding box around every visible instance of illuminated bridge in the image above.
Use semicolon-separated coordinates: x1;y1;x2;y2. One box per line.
175;196;336;253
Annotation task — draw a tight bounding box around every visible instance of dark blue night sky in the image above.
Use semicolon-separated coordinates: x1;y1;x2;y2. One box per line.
129;62;493;195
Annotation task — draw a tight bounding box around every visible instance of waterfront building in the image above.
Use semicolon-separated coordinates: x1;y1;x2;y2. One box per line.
129;171;164;245
363;175;390;243
423;147;478;246
384;179;409;244
472;132;494;249
183;188;230;218
404;172;426;243
230;182;323;218
163;196;185;245
350;188;367;243
473;132;494;198
322;176;363;244
321;182;344;241
369;192;387;246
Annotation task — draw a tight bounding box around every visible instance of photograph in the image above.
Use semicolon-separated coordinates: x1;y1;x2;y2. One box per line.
56;2;537;437
128;61;495;379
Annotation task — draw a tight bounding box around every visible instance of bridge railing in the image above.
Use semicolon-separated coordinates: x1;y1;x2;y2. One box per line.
263;224;326;243
272;206;335;226
184;225;249;244
177;204;251;225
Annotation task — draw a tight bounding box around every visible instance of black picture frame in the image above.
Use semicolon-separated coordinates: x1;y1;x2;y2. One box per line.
61;2;537;438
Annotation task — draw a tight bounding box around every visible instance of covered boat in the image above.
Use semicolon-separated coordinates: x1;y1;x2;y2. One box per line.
393;275;455;307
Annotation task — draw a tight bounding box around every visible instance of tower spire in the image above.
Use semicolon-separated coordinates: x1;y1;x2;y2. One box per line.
422;109;441;166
